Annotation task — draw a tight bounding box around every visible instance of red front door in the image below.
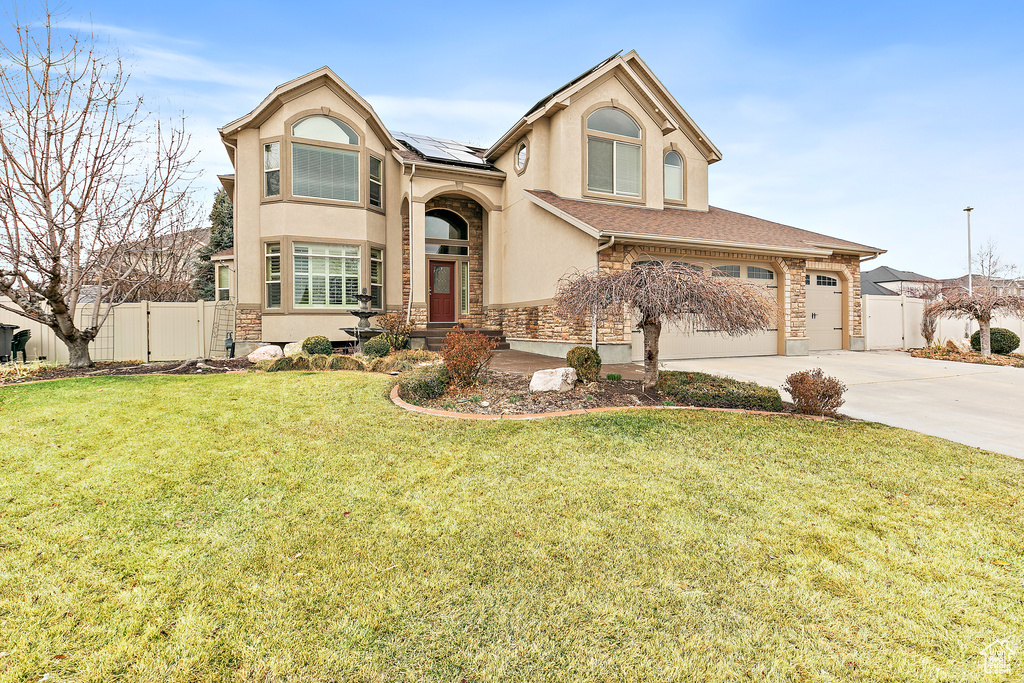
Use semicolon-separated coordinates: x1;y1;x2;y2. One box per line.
429;260;456;322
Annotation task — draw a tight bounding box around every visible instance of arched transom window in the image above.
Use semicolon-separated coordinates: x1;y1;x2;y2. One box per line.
586;107;642;198
664;151;684;201
290;115;360;202
425;209;469;256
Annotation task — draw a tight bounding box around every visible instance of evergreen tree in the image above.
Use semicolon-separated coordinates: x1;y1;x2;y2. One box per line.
193;189;234;300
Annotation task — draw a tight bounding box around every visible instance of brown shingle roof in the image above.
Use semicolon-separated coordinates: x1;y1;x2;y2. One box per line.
527;190;883;255
211;247;234;259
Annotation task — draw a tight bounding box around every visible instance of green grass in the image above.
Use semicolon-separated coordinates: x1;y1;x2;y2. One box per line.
0;372;1021;682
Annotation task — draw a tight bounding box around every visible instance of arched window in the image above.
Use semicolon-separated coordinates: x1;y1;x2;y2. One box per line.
425;209;469;255
664;151;683;201
586;107;641;198
290;116;360;202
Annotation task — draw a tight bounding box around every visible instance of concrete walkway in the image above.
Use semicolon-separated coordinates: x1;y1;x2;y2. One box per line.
661;351;1024;459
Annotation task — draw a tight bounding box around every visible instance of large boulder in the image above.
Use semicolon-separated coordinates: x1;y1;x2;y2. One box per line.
945;338;971;354
283;342;304;357
247;344;283;363
529;367;577;393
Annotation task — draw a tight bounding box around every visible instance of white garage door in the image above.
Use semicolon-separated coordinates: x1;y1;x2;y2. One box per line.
633;261;779;361
806;271;844;351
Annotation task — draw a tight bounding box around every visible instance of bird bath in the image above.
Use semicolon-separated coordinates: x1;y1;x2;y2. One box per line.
338;288;382;353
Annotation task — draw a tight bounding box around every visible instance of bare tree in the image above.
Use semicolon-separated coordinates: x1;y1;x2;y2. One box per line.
554;261;779;389
0;7;200;367
918;282;942;346
926;242;1024;357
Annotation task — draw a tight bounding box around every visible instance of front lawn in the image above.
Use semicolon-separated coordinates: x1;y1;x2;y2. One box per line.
0;372;1021;681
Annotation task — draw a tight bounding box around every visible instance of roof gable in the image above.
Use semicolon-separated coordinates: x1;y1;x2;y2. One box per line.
486;51;721;163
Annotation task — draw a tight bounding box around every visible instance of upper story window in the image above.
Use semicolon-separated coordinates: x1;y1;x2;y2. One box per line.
425;209;469;256
369;155;383;209
290;116;360;202
514;139;529;173
264;142;280;197
664;151;683;201
586;107;641;198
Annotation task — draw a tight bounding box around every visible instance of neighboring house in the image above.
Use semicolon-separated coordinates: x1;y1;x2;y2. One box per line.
861;266;938;297
942;274;1023;297
210;247;235;302
216;51;884;361
88;227;209;303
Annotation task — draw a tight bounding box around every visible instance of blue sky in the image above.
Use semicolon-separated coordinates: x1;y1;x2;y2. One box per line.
8;0;1024;278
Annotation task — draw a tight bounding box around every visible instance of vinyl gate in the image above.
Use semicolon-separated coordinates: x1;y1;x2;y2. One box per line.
862;294;1024;350
0;298;230;364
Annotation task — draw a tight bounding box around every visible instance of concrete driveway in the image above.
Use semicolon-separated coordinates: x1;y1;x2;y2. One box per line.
661;351;1024;459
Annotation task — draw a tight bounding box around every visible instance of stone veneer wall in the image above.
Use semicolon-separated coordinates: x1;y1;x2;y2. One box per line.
236;307;262;341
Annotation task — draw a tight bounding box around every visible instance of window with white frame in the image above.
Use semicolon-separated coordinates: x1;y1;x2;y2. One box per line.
747;266;774;280
291;116;360;202
713;265;741;278
664;151;683;201
586;107;642;197
460;261;469;314
265;243;281;308
370;247;384;309
216;264;230;301
369;155;383;209
293;243;360;308
816;275;838;287
264;142;280;197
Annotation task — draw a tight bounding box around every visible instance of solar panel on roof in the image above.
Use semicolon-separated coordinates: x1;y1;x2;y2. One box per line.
446;149;485;163
392;131;492;167
416;145;459;161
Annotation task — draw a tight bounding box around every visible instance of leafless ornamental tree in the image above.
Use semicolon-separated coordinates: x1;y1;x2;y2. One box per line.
554;261;779;389
0;9;200;367
926;244;1024;358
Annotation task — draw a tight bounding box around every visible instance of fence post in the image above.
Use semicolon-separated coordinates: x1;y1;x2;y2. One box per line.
197;300;207;358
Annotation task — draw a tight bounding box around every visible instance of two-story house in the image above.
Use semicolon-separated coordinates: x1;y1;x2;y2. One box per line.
216;51;883;362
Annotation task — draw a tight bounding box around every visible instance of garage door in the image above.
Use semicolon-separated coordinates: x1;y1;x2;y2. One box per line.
633;261;779;361
806;271;844;351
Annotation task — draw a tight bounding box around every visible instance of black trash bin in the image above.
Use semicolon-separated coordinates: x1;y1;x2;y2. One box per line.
0;323;19;363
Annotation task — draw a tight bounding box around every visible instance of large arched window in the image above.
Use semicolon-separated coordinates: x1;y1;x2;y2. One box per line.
290;115;360;202
424;209;469;255
664;151;684;201
586;107;642;198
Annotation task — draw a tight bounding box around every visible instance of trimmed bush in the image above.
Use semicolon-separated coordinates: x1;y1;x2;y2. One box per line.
301;335;333;356
657;371;784;412
782;368;847;417
329;355;365;371
970;327;1021;355
441;326;497;387
397;364;450;402
266;357;293;373
362;335;392;359
566;346;602;383
308;354;332;371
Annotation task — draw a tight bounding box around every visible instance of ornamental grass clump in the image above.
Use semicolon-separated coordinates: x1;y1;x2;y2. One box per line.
397;364;450;402
329;355;365;371
301;335;333;356
265;357;293;373
441;326;497;387
782;368;847;417
566;346;602;383
308;354;332;371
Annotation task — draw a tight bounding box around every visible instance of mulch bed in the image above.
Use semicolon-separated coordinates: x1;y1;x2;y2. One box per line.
416;370;814;417
909;348;1024;368
1;358;252;386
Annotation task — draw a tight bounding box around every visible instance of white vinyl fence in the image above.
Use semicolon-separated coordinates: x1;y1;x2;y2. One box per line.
863;294;1024;350
1;297;230;363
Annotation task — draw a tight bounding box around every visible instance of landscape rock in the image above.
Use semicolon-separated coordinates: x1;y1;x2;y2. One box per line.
247;345;283;363
283;342;304;357
529;367;577;393
944;338;971;353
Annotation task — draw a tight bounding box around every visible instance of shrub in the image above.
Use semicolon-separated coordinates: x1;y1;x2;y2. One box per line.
391;349;441;363
362;335;392;359
375;312;412;352
308;354;332;371
289;355;312;371
566;346;602;383
782;368;847;417
441;326;497;387
301;335;333;356
606;373;622;381
657;371;784;412
254;358;276;372
266;357;293;373
329;355;365;371
970;327;1021;355
397;364;450;402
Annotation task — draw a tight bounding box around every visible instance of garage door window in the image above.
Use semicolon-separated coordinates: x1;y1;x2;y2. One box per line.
713;265;740;277
816;275;838;287
747;266;774;280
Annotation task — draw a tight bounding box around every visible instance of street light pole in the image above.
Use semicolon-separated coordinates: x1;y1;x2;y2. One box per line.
963;206;973;295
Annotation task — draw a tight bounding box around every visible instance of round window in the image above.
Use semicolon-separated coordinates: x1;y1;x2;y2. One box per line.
514;140;528;171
